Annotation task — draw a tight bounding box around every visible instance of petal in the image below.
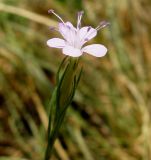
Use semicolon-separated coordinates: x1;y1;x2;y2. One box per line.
47;38;65;48
58;23;68;39
65;21;76;31
63;45;82;57
79;26;97;42
82;44;107;57
59;22;76;45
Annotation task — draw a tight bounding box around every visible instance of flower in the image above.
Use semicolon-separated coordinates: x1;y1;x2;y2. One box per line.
47;10;109;57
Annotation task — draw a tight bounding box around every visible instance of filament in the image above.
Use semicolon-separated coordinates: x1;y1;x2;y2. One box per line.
48;9;65;24
77;11;84;29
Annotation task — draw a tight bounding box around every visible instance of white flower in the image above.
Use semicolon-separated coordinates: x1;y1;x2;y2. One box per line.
47;10;109;57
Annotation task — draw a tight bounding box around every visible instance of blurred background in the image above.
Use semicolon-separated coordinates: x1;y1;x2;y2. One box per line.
0;0;151;160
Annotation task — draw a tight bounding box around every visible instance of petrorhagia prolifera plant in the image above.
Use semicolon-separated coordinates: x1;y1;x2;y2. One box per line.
44;9;109;160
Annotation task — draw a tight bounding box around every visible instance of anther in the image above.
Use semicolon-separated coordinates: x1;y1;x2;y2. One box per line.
49;26;58;31
99;21;110;28
96;21;110;30
48;9;54;14
66;25;71;29
84;38;89;41
87;26;91;32
48;9;65;24
78;11;84;16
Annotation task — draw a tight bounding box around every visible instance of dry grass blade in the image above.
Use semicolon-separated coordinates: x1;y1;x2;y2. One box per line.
0;3;57;27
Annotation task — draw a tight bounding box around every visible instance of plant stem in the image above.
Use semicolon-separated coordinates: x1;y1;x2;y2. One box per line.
44;57;81;160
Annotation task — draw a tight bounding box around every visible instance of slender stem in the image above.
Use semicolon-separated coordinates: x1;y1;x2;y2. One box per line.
44;57;81;160
44;88;57;160
44;109;66;160
44;134;55;160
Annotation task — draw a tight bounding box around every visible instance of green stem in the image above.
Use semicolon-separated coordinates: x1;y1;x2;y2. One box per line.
44;57;81;160
44;88;57;160
44;106;67;160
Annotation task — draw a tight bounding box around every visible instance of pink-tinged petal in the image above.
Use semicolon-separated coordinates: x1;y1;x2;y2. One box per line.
58;23;68;39
47;38;65;48
58;22;76;36
79;26;97;42
82;44;107;57
59;22;76;45
63;45;82;57
65;21;77;31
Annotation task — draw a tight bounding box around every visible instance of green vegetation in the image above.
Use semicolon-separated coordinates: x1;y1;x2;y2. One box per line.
0;0;151;160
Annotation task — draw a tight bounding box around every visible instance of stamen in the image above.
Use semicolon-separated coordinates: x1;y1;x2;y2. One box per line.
66;25;71;29
87;26;91;32
99;21;110;28
49;26;58;31
77;11;84;29
48;9;54;13
95;21;110;30
78;11;84;17
84;38;89;41
48;9;65;24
